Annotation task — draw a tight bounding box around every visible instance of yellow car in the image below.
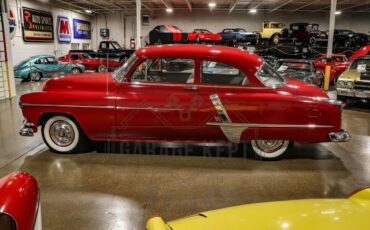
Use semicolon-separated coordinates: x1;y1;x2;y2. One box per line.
147;188;370;230
336;56;370;102
258;21;286;44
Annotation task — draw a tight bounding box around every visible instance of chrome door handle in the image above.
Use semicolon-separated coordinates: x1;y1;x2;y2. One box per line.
184;85;198;91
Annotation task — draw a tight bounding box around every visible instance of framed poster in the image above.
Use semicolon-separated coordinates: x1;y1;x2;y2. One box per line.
22;7;54;42
73;18;91;39
57;16;71;43
9;8;17;40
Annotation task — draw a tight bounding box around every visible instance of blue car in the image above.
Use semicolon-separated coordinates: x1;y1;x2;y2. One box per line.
219;28;260;46
14;55;85;81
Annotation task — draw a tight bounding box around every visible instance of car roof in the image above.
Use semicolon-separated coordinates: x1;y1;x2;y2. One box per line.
31;55;54;59
135;45;263;72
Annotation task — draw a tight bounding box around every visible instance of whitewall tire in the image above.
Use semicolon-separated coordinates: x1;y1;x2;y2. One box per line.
250;140;290;160
42;115;87;153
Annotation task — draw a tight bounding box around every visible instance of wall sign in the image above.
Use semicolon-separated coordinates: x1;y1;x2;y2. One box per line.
22;7;54;42
73;18;91;39
57;16;71;43
9;8;17;40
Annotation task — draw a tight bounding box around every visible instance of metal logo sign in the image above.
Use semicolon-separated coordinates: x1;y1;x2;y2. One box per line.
73;18;91;39
22;7;54;42
57;16;71;43
9;8;17;40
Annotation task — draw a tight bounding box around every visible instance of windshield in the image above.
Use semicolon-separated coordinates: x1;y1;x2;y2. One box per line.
82;53;93;59
195;29;211;33
111;41;123;49
350;58;370;71
236;29;246;32
113;54;138;82
277;62;312;73
256;63;285;87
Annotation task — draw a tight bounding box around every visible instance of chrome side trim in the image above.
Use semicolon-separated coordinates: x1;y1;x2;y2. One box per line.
209;94;232;123
329;129;351;142
20;102;115;109
207;122;334;144
20;102;183;112
206;122;334;129
116;106;183;111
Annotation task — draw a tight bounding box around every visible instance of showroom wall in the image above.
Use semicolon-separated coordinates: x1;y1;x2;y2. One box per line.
99;10;370;48
8;0;93;65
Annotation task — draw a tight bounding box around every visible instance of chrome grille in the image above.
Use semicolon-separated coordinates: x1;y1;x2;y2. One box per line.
354;80;370;90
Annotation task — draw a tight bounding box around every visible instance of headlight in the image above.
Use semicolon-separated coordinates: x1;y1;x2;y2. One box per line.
345;81;354;88
337;80;345;87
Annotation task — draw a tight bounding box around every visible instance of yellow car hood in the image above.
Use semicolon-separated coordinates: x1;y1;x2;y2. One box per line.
147;189;370;230
339;69;361;81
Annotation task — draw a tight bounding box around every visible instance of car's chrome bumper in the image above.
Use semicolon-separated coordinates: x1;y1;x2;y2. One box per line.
329;129;351;142
19;121;35;137
337;88;370;99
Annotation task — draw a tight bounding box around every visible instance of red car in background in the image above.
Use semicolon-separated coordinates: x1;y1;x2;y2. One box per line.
349;45;370;61
58;53;121;72
188;29;222;43
314;54;350;83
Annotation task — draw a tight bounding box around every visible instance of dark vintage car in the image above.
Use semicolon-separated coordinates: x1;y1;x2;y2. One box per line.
149;25;188;45
332;29;370;48
276;59;324;87
289;23;322;45
19;45;350;160
219;28;259;46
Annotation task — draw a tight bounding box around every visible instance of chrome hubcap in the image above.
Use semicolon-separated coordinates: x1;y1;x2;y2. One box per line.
72;68;80;74
98;65;107;72
49;121;75;147
31;72;40;80
255;140;284;153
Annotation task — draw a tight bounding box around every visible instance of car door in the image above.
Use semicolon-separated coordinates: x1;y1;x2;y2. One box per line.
197;59;258;142
115;57;201;140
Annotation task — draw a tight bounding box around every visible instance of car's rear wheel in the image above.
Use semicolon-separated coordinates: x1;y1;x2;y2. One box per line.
29;72;42;81
271;34;280;44
42;115;89;153
249;140;290;160
97;64;108;72
71;68;82;74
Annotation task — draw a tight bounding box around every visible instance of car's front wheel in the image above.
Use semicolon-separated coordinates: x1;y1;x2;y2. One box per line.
97;64;108;72
71;68;82;74
29;72;42;81
42;115;88;153
249;140;290;160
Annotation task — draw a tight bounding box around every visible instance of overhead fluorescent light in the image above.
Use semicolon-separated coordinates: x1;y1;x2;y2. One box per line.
335;11;342;15
208;2;216;8
84;9;93;13
166;8;173;13
249;9;257;13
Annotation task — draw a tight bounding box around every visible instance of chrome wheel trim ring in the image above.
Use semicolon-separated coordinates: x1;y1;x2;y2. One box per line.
49;120;75;147
31;72;41;81
251;140;289;158
72;68;80;74
98;65;108;72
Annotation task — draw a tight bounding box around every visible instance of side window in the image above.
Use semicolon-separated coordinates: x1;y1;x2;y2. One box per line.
263;23;269;29
35;58;45;64
46;57;57;64
131;58;195;84
201;61;248;85
71;55;80;60
101;42;107;49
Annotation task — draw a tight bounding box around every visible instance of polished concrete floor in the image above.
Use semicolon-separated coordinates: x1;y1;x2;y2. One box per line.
0;80;369;230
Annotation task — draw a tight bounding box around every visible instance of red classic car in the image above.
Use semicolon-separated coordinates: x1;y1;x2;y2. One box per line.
187;29;222;43
58;53;121;72
349;45;370;61
19;45;350;160
0;172;41;230
314;54;350;83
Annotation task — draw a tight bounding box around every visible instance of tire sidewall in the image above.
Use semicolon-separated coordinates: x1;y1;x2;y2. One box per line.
42;116;80;153
71;68;81;74
250;140;290;160
97;64;108;72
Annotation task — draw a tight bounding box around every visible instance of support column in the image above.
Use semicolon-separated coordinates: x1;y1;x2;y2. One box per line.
136;0;141;49
327;0;337;58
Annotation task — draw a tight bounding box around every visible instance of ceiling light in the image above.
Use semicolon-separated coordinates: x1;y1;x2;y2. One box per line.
249;9;257;13
335;11;342;15
84;9;93;13
166;8;173;12
209;2;216;8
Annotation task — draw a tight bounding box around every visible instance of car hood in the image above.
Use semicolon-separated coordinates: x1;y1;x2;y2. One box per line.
279;78;328;98
240;32;257;35
162;198;370;230
339;69;361;81
42;72;117;92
